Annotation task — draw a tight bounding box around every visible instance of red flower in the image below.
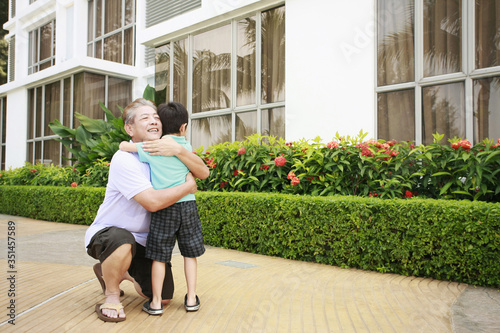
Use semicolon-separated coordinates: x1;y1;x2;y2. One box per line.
30;169;37;173
106;163;111;167
233;169;243;176
460;140;471;150
260;164;269;170
361;148;374;157
368;191;378;197
237;147;246;156
405;190;413;198
220;181;227;189
274;156;287;167
291;177;300;186
287;171;296;180
307;176;314;182
326;141;339;149
390;150;399;157
0;174;2;177
71;182;78;187
285;142;293;147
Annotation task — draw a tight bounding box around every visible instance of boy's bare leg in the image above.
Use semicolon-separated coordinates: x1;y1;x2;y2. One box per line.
100;243;132;319
150;260;166;309
184;257;198;306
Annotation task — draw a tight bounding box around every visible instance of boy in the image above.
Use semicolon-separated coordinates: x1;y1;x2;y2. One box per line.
119;102;206;315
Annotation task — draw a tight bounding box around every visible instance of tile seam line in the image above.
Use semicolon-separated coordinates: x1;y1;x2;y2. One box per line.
0;277;97;327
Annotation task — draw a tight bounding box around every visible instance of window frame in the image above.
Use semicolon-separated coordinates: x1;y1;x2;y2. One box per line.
87;0;137;66
28;19;56;75
26;73;132;165
156;6;286;148
375;0;500;145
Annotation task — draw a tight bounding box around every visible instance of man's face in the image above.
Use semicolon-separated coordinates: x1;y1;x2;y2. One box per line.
125;105;162;142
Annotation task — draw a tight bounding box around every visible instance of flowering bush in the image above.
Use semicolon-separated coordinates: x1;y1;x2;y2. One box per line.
0;162;80;186
195;132;500;202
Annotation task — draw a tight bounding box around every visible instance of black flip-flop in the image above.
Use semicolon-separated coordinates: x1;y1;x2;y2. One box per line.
142;300;163;315
184;294;200;312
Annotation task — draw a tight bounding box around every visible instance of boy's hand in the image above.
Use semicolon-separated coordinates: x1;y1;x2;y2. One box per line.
142;136;181;156
185;173;197;194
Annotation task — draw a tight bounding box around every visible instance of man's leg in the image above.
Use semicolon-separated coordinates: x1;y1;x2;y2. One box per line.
100;243;132;319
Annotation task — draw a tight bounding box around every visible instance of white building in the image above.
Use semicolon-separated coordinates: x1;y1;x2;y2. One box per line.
1;0;499;170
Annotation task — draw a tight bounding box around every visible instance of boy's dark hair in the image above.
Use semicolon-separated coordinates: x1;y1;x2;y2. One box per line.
158;102;189;136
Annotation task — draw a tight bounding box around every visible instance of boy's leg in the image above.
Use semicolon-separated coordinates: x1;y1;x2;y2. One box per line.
184;257;198;306
151;260;166;309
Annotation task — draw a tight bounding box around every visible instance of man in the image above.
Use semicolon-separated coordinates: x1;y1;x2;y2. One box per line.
84;98;209;322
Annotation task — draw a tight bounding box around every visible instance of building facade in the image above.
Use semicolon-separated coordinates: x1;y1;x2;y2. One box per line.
0;0;499;170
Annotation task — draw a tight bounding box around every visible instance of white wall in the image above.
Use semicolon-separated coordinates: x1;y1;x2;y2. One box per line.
286;0;376;143
5;88;28;169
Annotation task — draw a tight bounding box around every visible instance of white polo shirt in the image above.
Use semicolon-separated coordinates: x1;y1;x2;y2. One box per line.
84;150;153;248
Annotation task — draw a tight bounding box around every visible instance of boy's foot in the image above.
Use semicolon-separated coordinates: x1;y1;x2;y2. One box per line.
184;294;200;312
142;300;163;315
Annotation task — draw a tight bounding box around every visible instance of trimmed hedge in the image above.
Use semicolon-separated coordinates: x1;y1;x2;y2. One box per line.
195;192;500;288
0;186;105;225
1;185;498;287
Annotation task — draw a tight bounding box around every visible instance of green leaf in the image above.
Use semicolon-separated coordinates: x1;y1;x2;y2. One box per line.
143;84;156;102
432;172;452;177
74;113;108;133
439;181;453;195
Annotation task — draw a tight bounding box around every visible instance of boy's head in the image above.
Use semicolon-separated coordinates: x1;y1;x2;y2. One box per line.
158;102;189;136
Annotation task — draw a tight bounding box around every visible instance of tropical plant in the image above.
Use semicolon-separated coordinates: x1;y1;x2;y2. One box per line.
48;85;156;173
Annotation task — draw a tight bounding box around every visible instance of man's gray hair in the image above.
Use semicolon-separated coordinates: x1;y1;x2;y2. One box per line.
122;98;157;125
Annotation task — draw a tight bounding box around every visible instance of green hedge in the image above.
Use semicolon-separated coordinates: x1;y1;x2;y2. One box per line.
196;192;500;288
0;186;105;224
1;185;498;287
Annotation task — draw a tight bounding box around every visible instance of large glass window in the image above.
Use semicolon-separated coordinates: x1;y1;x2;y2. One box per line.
28;20;56;74
377;0;500;144
27;73;132;165
155;6;285;150
1;97;6;170
87;0;136;65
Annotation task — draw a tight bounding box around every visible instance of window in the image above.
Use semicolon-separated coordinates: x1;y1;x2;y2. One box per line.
27;73;132;165
155;6;285;149
28;20;56;74
87;0;136;65
377;0;500;145
1;97;6;170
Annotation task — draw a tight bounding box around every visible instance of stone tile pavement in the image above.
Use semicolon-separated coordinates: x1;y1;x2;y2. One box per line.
0;214;499;332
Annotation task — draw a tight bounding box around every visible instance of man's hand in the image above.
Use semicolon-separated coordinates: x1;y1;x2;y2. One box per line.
185;173;198;194
142;136;181;156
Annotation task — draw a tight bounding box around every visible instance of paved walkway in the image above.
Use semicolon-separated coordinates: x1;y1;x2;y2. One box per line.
0;214;499;332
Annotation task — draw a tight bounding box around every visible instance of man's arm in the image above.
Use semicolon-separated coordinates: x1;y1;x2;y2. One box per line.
142;136;210;180
133;173;198;212
119;141;138;152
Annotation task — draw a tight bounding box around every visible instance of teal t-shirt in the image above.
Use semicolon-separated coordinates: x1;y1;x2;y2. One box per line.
136;135;195;203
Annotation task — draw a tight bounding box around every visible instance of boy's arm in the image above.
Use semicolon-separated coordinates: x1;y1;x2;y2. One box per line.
119;141;138;152
142;137;210;179
133;173;197;212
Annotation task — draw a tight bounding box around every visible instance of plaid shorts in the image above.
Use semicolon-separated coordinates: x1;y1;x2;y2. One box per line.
145;200;205;263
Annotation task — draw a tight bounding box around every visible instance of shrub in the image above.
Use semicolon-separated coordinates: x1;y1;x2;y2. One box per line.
196;191;500;287
196;132;500;202
0;163;80;186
